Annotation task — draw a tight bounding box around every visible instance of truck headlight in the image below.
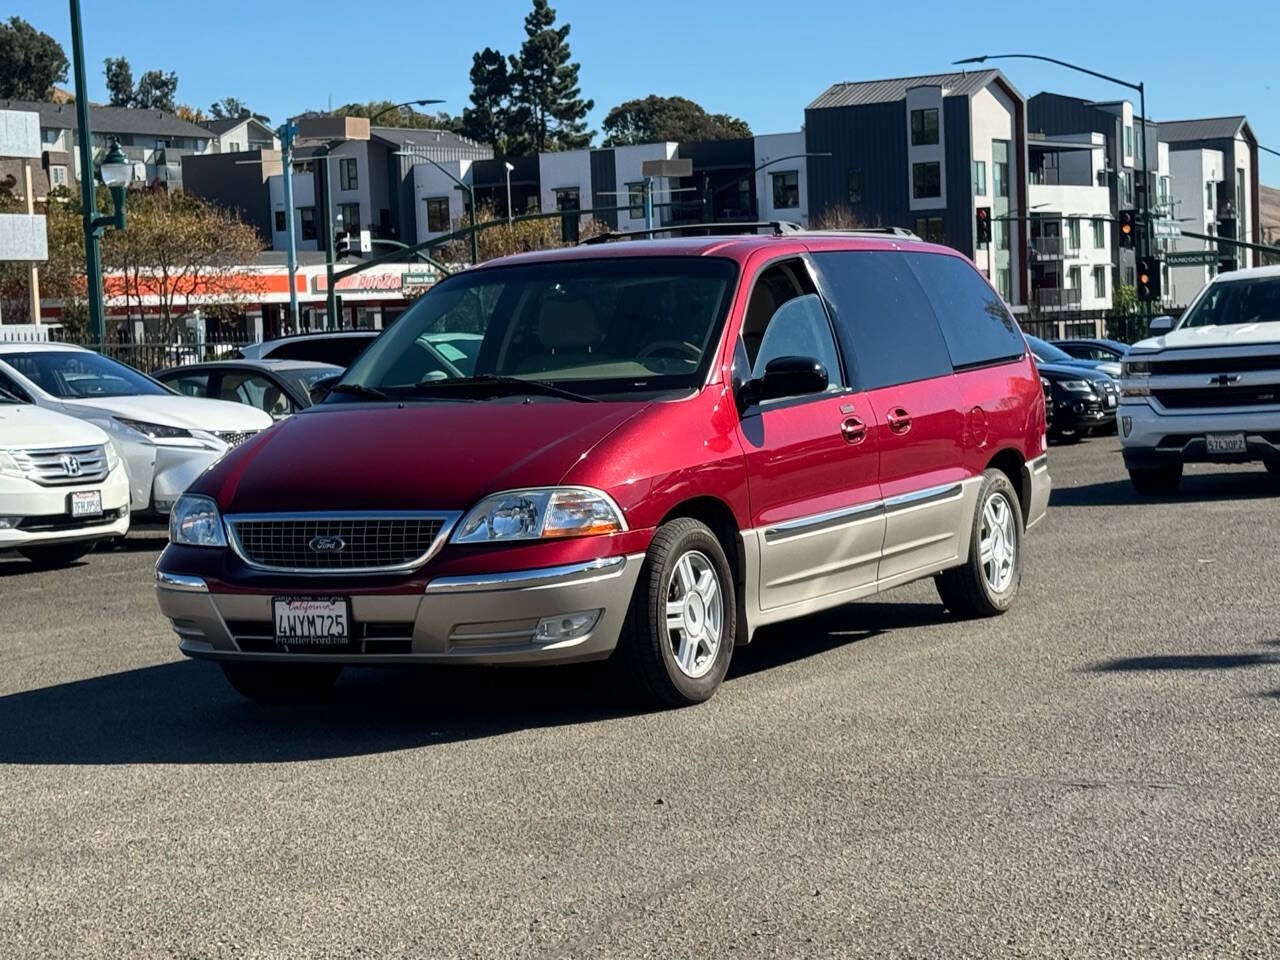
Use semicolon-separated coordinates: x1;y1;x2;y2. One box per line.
169;494;227;547
452;487;626;544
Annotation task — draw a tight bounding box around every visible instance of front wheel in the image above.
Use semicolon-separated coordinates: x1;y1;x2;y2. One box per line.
19;540;97;568
219;662;342;702
1128;463;1182;496
935;470;1023;618
616;518;736;708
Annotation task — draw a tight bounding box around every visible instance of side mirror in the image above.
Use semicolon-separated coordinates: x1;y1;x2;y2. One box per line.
1148;315;1174;335
741;355;829;407
308;374;340;405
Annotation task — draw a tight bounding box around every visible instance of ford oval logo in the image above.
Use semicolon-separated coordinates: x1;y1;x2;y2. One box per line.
308;535;346;553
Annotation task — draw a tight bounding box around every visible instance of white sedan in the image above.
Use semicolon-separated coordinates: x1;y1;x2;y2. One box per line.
0;344;272;516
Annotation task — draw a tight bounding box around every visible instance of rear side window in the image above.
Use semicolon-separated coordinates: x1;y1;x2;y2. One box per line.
904;252;1025;369
812;251;951;391
270;337;375;366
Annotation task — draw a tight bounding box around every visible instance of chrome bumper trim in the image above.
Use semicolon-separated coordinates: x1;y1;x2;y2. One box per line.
424;554;631;593
154;569;209;593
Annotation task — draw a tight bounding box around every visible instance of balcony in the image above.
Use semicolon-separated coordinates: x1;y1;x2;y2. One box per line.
1032;287;1082;309
1030;237;1081;261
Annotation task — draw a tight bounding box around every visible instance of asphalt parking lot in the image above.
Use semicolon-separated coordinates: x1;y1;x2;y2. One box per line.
2;436;1279;959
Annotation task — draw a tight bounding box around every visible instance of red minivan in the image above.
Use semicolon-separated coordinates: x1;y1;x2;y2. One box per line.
156;231;1050;706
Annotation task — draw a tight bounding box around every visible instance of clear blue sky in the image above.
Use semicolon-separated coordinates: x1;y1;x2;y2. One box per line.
14;0;1280;182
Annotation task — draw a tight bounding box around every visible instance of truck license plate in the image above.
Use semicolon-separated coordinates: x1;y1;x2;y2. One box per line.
273;597;351;646
1205;433;1246;454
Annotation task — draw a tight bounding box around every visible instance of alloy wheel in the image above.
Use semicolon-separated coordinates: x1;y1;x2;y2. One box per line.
979;491;1017;594
664;549;724;679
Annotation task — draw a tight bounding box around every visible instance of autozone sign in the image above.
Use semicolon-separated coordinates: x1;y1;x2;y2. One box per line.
313;272;404;293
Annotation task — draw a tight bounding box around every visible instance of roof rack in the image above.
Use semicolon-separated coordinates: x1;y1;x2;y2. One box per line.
578;220;804;245
802;226;921;239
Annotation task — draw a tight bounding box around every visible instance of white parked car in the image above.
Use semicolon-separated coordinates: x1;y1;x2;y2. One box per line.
0;386;131;567
1119;265;1280;494
0;344;273;516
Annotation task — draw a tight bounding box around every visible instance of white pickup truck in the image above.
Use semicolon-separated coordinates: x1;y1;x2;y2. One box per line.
1119;265;1280;494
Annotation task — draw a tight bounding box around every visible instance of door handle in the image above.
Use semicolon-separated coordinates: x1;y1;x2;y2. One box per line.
887;407;912;435
840;416;867;444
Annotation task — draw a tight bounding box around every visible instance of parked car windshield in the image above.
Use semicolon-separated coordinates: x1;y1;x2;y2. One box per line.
1180;276;1280;328
1024;335;1074;364
1;350;170;399
340;257;738;399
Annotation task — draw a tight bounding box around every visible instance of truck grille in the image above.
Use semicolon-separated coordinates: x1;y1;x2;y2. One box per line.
226;513;457;572
1151;354;1280;375
1154;386;1280;409
8;445;109;485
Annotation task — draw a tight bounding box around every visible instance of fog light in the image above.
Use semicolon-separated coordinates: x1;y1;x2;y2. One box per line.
1073;402;1084;413
154;498;175;514
0;516;19;529
534;609;602;643
1121;416;1133;438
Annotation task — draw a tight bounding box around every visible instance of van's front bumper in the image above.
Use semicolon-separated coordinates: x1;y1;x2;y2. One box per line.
1119;400;1280;469
156;553;647;666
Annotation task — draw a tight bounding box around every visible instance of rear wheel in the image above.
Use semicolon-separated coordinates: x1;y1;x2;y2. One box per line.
616;518;735;708
19;540;96;568
1128;463;1182;496
219;662;342;702
1264;459;1280;477
935;470;1023;619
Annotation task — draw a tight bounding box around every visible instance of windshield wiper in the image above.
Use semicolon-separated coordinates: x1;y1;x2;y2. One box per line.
411;375;599;403
328;382;391;401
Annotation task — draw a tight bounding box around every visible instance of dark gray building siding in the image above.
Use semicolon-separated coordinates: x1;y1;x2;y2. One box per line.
804;101;910;228
942;96;973;257
590;149;617;227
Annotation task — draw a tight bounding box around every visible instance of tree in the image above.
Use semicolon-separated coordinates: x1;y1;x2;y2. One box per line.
104;56;134;107
134;70;178;112
209;97;269;123
1112;282;1138;316
507;0;593;153
0;16;68;100
460;48;512;151
334;100;460;132
602;95;751;146
176;104;208;124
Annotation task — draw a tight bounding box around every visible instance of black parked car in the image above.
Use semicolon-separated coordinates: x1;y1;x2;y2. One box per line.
1048;336;1130;364
154;359;343;419
1038;361;1117;442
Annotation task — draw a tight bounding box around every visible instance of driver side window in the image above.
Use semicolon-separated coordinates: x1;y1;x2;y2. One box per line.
741;260;843;388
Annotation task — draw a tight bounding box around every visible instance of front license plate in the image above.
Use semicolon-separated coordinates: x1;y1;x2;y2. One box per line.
1205;432;1247;455
273;597;350;646
69;490;102;518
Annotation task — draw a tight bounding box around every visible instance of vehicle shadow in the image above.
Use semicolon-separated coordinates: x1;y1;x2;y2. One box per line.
0;602;951;766
1089;652;1280;672
1051;470;1279;508
0;555;75;576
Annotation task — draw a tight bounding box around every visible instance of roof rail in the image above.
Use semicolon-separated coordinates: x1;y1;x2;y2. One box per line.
578;220;804;245
802;226;922;239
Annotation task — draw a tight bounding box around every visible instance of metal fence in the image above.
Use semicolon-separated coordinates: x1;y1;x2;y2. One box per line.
0;327;257;373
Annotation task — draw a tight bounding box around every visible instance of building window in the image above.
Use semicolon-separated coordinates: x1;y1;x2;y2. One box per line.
846;168;863;204
913;216;944;243
1124;125;1133;157
299;206;316;242
274;210;286;232
1119;170;1133;206
993;160;1009;198
1158;176;1171;207
1067;265;1081;290
339;158;358;191
993;218;1010;251
339;203;360;233
228;141;241;153
771;170;799;209
910;108;939;146
554;186;580;211
1124;265;1135;286
626;181;645;218
996;267;1012;301
1093;265;1107;298
426;197;450;233
912;162;941;199
1092;217;1105;249
1205;181;1214;210
42;127;59;144
1067;217;1081;251
50;165;68;186
972;160;986;197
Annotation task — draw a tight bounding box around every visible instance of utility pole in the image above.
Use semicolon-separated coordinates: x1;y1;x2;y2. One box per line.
23;161;40;326
276;119;300;329
69;0;104;342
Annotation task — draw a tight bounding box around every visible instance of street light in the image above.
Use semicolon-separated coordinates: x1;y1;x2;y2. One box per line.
403;149;478;264
504;161;515;225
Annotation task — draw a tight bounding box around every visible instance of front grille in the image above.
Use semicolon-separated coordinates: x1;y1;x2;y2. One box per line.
8;445;108;486
16;507;126;532
216;430;257;448
226;513;455;572
1154;386;1280;409
1151;354;1280;375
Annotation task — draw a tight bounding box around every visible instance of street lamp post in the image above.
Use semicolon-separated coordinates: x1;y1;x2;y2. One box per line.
414;154;477;264
69;0;134;342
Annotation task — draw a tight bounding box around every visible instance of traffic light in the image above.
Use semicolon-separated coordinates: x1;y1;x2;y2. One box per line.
976;207;992;245
336;233;351;257
1119;209;1136;249
1136;256;1162;303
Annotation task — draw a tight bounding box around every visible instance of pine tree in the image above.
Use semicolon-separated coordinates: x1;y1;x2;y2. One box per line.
508;0;593;153
460;48;512;153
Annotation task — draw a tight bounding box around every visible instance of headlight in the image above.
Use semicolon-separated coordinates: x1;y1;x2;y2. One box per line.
169;493;227;547
115;416;193;443
0;450;22;478
1059;380;1093;393
104;440;120;472
452;486;626;544
1123;359;1151;376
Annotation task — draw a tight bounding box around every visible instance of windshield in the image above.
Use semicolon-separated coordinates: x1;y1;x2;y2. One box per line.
1025;335;1073;363
339;257;738;399
1;351;169;399
1180;276;1280;328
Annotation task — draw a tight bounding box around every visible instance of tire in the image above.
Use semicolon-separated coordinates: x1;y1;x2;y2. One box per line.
1264;459;1280;477
616;517;736;708
219;662;342;703
19;540;96;568
1128;463;1182;496
935;470;1024;619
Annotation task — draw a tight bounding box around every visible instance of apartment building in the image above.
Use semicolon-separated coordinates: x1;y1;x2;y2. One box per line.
0;99;214;193
803;70;1029;305
202;116;280;154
